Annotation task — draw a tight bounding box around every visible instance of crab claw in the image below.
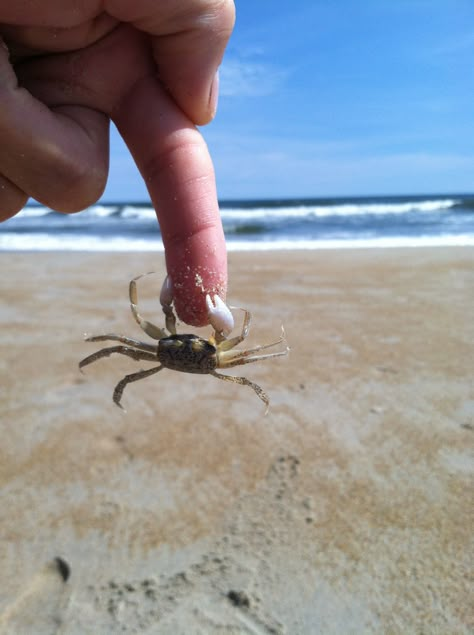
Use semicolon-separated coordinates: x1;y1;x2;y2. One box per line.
160;274;173;308
206;294;234;337
160;275;177;335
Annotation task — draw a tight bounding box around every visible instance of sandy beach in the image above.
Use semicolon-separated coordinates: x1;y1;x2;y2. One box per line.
0;247;473;634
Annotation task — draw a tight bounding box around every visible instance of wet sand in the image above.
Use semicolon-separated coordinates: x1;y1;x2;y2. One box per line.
1;248;473;634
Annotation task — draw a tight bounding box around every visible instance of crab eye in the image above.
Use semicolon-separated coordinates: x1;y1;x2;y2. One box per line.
191;339;207;353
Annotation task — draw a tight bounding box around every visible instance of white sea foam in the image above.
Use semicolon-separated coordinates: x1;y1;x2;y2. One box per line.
82;205;119;217
0;233;164;251
18;206;52;217
15;198;459;222
3;196;471;252
226;235;474;251
220;199;459;220
2;233;473;252
120;206;155;219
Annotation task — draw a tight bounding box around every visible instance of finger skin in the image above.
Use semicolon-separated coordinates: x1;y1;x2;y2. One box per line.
106;0;236;125
9;25;228;325
0;1;234;325
0;0;235;123
113;74;227;327
0;38;110;212
0;173;27;221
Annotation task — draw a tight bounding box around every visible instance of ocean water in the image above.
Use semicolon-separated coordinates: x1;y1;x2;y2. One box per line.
1;194;474;251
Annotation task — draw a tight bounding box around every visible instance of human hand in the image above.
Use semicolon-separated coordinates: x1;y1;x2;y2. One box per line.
0;0;235;326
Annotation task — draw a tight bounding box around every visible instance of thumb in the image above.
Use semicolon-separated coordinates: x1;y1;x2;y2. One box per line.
109;0;235;126
151;0;235;125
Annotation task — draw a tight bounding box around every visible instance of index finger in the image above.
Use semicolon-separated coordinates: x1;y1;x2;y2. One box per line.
113;74;227;327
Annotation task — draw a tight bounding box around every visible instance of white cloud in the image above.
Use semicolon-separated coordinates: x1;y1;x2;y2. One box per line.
219;58;288;97
206;130;474;198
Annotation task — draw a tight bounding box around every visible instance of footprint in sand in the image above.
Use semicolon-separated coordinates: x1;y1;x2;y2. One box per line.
0;558;70;635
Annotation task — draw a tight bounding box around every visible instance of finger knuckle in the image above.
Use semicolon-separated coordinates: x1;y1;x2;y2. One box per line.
45;159;107;212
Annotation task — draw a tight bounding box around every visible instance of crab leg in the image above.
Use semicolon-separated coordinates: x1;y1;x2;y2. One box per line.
211;371;270;413
113;366;163;409
218;326;286;360
79;346;158;371
216;308;251;351
218;325;288;365
160;275;177;335
218;348;288;369
84;334;157;353
129;276;169;340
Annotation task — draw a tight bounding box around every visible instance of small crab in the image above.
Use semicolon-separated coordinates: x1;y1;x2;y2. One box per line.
79;273;288;411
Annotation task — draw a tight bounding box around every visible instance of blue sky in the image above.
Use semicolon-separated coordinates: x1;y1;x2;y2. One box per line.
106;0;474;201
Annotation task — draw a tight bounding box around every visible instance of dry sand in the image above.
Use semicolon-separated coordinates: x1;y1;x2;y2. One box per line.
0;248;473;634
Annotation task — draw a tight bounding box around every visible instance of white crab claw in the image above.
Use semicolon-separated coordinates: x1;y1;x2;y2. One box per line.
160;274;173;308
206;294;234;336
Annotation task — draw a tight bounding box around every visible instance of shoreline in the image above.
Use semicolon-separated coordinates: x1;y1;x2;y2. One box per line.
2;236;474;252
1;248;473;633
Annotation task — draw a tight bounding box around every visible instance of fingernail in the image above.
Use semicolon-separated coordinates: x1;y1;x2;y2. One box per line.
208;70;219;119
